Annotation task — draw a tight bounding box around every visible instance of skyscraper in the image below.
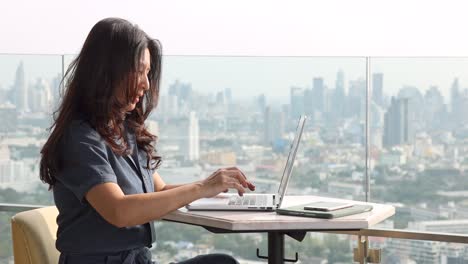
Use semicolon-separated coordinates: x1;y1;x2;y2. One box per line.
29;78;52;113
257;94;266;112
187;111;200;161
372;73;383;106
312;77;325;113
333;70;345;119
169;79;193;113
263;106;286;146
346;79;366;119
450;78;460;113
424;86;445;128
290;86;304;119
303;88;313;117
0;102;17;133
14;62;28;112
383;97;409;147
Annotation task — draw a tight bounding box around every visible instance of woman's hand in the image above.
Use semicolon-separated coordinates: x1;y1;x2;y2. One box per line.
198;167;256;198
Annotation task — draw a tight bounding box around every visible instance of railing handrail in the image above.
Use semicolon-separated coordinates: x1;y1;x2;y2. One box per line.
2;203;468;244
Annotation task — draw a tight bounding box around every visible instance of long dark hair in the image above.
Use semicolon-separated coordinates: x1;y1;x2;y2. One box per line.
40;17;162;188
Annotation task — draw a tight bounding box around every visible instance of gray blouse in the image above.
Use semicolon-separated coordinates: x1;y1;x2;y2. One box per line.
53;118;156;254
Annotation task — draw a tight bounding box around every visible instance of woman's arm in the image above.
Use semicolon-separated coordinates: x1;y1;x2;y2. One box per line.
152;171;186;191
86;181;202;228
86;167;254;228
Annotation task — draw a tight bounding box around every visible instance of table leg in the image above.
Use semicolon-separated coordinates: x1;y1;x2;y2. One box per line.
267;231;285;264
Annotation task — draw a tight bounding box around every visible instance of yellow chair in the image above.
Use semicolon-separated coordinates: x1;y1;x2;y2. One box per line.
11;206;60;264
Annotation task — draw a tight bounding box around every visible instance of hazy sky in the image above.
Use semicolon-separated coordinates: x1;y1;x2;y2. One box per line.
2;1;468;103
1;55;467;105
2;0;468;56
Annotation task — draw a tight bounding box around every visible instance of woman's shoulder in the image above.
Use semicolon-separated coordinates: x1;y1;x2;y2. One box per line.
63;118;105;146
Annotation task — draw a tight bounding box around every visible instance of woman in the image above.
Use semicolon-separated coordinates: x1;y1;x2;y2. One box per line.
39;17;255;264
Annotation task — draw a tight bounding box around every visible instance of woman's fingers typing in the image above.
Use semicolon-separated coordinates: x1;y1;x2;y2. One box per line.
224;167;256;191
200;167;256;198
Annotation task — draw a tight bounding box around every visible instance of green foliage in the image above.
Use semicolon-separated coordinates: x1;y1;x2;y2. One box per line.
158;242;177;257
323;235;352;263
155;222;205;243
212;233;266;260
286;235;326;259
0;212;15;259
0;185;53;260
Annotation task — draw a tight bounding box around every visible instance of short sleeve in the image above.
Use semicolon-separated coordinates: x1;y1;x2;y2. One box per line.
58;120;117;203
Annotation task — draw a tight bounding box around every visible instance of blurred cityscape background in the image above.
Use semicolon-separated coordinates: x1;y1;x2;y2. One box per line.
0;55;468;263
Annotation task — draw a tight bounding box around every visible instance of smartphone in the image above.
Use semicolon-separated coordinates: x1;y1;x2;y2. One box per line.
303;201;354;211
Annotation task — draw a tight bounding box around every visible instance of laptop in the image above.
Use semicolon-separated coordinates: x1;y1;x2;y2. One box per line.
186;115;307;211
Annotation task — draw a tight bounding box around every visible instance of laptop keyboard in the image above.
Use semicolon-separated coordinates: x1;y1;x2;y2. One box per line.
228;195;268;206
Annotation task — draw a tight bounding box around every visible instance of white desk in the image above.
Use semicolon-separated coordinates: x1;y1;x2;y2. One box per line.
163;195;395;264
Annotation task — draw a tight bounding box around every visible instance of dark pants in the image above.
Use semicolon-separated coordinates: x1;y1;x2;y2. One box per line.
172;254;239;264
59;248;238;264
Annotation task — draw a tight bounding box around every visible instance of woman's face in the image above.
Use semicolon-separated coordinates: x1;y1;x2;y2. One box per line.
124;48;151;112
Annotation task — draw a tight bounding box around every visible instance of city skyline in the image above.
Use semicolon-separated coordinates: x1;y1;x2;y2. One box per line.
1;56;468;104
1;55;468;263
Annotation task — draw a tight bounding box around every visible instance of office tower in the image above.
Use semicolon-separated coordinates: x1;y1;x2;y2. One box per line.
14;62;28;112
333;70;345;119
224;88;232;104
187;111;199;161
450;78;460;113
215;90;225;105
0;85;8;103
397;86;424;139
372;73;383;106
424;86;445;128
290;86;304;119
257;94;266;112
303;88;313;117
0;102;17;133
29;78;52;113
383;97;409;148
312;77;325;113
346;79;366;119
370;101;385;149
263;106;272;145
156;94;180;119
51;73;62;108
169;79;193;109
264;106;285;146
449;78;467;125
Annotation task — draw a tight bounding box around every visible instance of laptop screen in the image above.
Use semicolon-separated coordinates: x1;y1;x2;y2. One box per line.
276;115;307;208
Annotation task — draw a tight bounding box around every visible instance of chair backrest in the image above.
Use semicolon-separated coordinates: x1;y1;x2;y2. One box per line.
11;206;60;264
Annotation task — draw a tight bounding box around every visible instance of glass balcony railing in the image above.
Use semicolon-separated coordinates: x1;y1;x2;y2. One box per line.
1;54;468;263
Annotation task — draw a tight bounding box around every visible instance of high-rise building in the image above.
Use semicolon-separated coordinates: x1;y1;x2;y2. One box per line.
424;86;445;128
29;78;52;113
0;102;17;133
290;86;304;119
169;79;193;110
312;77;325;112
346;79;366;119
224;88;232;104
372;73;383;106
450;78;460;113
257;94;266;112
383;97;410;147
187;111;199;161
263;106;286;146
303;88;313;117
450;78;467;125
51;73;62;108
14;62;28;112
333;70;346;119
